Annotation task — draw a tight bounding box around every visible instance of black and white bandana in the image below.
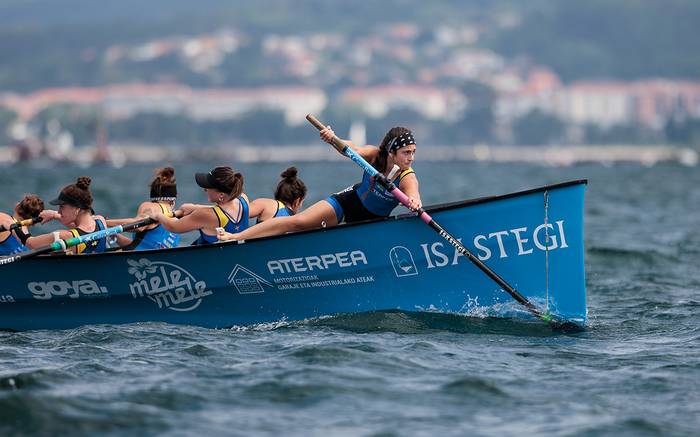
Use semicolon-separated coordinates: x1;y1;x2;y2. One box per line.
387;132;416;152
150;184;177;202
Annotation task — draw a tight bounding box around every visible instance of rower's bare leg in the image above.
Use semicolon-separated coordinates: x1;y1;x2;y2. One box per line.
220;200;338;241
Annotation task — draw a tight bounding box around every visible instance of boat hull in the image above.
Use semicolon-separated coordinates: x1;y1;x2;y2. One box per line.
0;180;587;331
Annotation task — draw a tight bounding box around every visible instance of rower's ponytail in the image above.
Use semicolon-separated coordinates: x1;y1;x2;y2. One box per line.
62;176;94;209
230;172;244;199
16;194;44;219
150;167;177;200
274;166;307;206
210;166;244;199
156;167;175;185
76;176;91;190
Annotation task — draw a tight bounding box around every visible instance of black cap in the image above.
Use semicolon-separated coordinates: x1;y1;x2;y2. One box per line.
195;171;230;193
49;191;94;214
49;191;86;208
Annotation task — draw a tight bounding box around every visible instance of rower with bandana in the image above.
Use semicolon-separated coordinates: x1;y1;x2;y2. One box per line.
218;126;421;241
0;195;45;256
106;167;181;250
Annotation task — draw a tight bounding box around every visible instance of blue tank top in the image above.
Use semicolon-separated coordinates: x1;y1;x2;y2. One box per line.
0;227;27;256
354;168;415;216
129;204;181;250
69;218;108;254
274;200;294;218
193;197;249;245
256;200;293;224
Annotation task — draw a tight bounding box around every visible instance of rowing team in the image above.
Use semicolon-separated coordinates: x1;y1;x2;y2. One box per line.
0;125;421;256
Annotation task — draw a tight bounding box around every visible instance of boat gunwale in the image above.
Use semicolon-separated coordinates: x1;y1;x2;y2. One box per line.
12;179;587;261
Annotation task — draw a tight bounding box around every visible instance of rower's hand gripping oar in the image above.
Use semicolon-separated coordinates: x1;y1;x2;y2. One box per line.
306;114;580;331
0;216;43;233
0;210;183;266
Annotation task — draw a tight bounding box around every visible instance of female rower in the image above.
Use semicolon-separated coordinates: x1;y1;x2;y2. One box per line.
26;177;109;254
219;126;420;241
249;166;307;224
152;166;249;245
106;167;180;250
0;194;45;256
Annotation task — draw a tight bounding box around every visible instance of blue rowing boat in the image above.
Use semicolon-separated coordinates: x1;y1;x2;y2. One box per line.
0;180;587;331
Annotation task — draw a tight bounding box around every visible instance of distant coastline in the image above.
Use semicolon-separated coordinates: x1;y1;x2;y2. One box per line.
1;143;696;167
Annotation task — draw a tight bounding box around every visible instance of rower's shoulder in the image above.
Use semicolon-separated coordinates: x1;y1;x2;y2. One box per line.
401;167;417;178
138;200;159;209
251;197;275;208
136;200;164;216
189;206;217;219
398;170;419;187
0;211;13;225
358;144;379;154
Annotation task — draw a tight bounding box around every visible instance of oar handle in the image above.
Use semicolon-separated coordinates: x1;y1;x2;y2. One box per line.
125;208;183;229
117;209;183;233
0;216;42;232
305;114;348;155
0;209;184;266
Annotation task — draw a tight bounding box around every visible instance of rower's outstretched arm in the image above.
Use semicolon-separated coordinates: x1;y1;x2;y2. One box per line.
106;217;142;227
398;173;422;211
114;234;133;248
219;199;338;241
154;208;209;233
25;230;73;249
248;199;266;220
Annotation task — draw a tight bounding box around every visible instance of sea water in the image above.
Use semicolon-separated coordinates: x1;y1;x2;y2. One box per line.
1;160;698;436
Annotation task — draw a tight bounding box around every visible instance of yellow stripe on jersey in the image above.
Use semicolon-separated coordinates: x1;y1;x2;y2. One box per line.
70;229;87;254
212;205;230;228
398;167;414;179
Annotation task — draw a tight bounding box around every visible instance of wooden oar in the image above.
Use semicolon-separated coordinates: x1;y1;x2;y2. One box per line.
306;114;581;331
0;217;42;233
0;210;182;266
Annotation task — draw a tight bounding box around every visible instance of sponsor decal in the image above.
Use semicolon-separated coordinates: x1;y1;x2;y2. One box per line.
0;256;20;266
267;250;367;274
273;275;375;290
28;280;108;300
265;250;374;291
127;258;212;312
1;295;15;304
228;265;273;294
389;246;418;277
421;220;569;268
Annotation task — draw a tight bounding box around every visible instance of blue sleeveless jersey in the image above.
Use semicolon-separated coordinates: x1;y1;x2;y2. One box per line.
0;229;27;256
193;197;249;245
69;218;108;254
274;201;293;218
133;224;180;250
131;204;181;250
256;200;293;224
354;168;415;216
